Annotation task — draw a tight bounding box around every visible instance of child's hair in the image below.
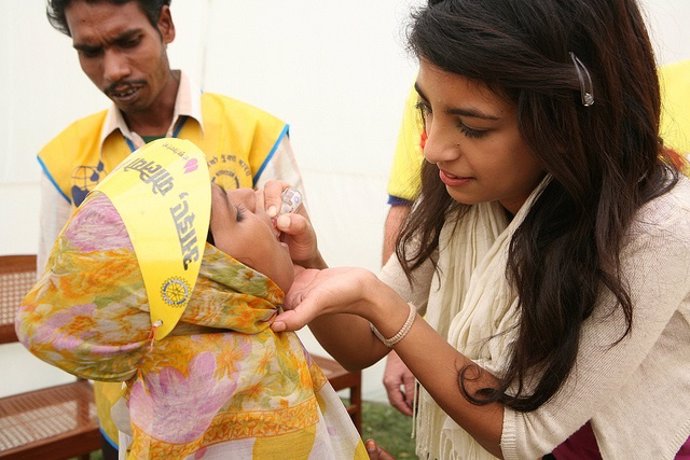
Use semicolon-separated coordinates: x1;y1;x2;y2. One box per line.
398;0;680;411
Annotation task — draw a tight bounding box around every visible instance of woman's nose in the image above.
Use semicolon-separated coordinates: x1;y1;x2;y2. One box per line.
423;123;460;165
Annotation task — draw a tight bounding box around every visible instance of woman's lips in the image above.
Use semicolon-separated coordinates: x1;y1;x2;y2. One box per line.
439;169;473;186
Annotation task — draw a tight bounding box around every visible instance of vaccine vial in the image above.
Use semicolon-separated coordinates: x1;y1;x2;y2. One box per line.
279;188;302;215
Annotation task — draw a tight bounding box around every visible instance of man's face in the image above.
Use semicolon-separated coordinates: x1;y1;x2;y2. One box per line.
65;0;175;115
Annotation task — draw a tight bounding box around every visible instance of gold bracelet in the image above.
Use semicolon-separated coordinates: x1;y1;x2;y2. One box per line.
370;303;416;348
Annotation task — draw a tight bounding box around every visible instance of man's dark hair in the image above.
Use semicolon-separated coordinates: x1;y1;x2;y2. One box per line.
46;0;172;36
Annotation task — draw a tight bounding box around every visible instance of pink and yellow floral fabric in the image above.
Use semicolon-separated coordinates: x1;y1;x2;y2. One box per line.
16;193;367;459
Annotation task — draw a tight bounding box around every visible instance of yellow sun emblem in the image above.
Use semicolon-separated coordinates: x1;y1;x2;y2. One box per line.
160;276;190;306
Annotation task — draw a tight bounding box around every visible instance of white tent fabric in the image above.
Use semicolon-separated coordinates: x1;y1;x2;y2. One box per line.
1;0;689;400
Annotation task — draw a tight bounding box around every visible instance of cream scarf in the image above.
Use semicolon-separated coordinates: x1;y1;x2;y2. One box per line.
415;177;550;460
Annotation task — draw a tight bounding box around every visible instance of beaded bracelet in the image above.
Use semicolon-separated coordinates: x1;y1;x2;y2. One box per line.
370;303;417;348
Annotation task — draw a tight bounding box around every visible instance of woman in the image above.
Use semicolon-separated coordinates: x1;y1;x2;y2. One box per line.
16;141;367;459
268;0;690;458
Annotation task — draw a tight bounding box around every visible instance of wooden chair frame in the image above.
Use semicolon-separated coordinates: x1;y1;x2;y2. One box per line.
0;254;101;460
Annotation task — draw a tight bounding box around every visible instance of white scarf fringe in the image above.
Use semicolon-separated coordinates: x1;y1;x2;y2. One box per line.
414;178;551;459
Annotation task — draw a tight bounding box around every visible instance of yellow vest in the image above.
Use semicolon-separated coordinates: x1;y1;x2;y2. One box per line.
39;92;287;206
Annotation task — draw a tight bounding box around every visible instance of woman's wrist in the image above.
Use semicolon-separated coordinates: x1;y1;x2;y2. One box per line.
357;273;412;336
370;303;416;347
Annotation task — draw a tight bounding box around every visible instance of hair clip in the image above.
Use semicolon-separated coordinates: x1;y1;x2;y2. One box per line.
569;52;594;107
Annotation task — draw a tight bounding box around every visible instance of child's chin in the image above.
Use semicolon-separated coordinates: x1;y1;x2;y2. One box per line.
277;269;296;293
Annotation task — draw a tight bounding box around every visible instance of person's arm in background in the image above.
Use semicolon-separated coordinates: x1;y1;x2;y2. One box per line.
382;203;410;265
381;86;425;416
255;135;305;199
381;202;415;416
37;173;72;276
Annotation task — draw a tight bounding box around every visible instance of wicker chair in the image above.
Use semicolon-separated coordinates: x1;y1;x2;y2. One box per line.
0;254;100;460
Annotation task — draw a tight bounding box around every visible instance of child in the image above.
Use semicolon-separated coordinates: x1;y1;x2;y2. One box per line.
16;139;367;459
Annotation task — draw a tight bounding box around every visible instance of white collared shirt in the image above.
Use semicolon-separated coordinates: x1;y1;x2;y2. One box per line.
38;71;303;272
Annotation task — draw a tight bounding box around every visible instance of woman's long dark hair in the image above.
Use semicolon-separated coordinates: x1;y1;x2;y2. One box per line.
399;0;680;412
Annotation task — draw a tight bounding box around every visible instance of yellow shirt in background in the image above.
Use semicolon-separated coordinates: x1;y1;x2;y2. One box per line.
387;60;690;204
660;60;690;155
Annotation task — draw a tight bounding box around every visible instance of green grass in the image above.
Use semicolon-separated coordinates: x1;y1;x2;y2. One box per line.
362;400;416;458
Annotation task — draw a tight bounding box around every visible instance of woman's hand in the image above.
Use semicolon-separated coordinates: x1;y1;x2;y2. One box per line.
271;266;378;332
261;180;325;268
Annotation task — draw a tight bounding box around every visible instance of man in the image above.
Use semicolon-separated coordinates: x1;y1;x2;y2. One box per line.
381;60;690;417
39;1;303;456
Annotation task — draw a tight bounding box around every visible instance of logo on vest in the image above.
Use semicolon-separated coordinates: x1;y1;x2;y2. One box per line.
71;160;106;206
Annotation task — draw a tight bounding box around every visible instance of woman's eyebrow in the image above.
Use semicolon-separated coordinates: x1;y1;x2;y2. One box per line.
448;107;500;120
414;81;500;120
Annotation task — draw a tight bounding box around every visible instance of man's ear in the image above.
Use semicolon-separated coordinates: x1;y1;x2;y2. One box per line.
158;5;176;45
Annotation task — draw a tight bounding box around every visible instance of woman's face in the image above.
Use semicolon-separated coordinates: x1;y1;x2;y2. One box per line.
416;59;545;214
210;186;294;292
